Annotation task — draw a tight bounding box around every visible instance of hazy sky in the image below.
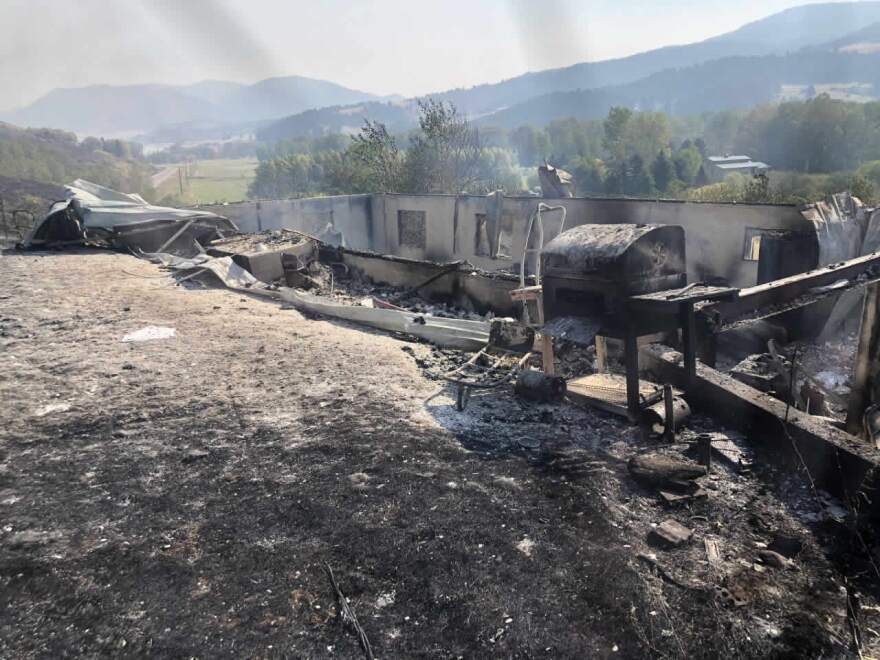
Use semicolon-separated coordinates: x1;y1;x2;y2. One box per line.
0;0;850;110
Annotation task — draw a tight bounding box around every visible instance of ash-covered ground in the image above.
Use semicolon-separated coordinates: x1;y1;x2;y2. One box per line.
2;249;879;658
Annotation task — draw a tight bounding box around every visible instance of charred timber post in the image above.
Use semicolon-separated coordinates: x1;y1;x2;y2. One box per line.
697;433;712;470
846;282;880;438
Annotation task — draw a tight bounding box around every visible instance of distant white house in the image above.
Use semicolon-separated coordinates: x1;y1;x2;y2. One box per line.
698;154;770;184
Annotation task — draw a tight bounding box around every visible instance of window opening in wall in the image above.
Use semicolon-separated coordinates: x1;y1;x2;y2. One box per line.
397;210;426;249
742;227;768;261
474;213;491;256
497;228;512;260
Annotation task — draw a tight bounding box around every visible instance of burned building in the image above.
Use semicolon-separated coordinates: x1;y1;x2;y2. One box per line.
9;181;880;658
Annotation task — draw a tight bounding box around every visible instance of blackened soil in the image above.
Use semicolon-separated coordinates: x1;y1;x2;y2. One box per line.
0;251;869;658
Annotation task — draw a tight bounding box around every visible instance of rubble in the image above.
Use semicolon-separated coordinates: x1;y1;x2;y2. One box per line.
649;520;694;548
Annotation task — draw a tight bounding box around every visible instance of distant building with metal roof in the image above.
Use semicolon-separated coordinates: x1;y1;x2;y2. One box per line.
699;154;770;184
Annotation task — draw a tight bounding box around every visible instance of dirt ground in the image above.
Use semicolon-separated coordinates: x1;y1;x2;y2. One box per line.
1;249;878;658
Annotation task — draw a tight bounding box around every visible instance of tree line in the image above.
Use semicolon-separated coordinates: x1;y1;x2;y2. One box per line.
247;94;880;203
0;124;154;198
248;100;523;199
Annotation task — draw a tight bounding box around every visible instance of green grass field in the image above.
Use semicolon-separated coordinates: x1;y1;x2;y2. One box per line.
154;158;258;204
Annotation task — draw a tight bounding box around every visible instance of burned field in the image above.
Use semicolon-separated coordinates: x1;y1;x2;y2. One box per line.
0;249;877;659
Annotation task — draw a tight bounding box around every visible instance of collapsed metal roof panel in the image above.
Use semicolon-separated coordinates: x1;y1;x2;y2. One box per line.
20;179;237;251
65;179;224;228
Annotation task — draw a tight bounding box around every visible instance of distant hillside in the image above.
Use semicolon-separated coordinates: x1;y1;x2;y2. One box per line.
479;50;880;128
256;101;417;142
433;1;880;117
4;85;212;138
258;48;880;139
182;80;246;105
0;122;154;196
12;2;880;141
822;20;880;52
258;1;880;141
3;75;383;136
218;76;381;125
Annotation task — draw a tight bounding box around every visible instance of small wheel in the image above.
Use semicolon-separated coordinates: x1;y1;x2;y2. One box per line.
455;385;471;411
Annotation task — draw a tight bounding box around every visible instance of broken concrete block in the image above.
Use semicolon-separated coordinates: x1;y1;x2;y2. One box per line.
649;519;694;548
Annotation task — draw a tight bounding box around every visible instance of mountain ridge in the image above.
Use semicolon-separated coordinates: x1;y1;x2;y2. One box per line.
258;1;880;140
2;75;385;137
9;2;880;139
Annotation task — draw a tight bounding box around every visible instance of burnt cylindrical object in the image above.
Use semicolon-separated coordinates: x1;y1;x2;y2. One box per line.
643;395;691;434
514;370;567;403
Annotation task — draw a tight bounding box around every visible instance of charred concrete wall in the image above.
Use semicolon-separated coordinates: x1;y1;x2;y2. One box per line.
196;194;374;251
372;193;506;270
371;194;813;287
209;193;818;288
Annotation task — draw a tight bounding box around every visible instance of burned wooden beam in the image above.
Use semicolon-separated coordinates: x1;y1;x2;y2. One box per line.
695;253;880;366
641;344;880;514
700;252;880;328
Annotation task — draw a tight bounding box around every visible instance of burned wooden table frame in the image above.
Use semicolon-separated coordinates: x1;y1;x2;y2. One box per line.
620;286;739;419
685;252;880;441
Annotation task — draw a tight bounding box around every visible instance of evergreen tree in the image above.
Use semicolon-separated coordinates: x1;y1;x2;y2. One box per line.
674;145;703;185
624;154;654;196
651;150;676;193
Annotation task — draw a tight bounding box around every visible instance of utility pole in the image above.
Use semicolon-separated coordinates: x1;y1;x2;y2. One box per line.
178;167;184;197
